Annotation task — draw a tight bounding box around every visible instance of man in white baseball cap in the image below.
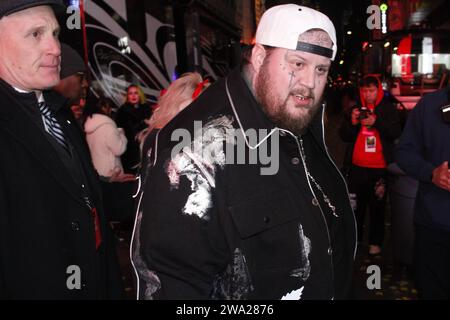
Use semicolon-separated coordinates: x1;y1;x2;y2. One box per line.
134;4;356;300
256;4;337;60
251;3;338;135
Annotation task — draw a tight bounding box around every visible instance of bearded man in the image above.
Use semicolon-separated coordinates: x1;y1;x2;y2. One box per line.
131;4;356;300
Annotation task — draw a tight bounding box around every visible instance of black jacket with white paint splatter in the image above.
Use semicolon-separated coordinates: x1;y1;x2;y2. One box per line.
132;68;357;300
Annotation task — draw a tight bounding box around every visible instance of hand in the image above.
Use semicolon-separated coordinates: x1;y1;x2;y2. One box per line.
361;113;376;127
108;167;136;183
432;161;450;191
351;108;360;125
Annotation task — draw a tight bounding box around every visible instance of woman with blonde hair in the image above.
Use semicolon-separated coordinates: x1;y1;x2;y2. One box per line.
149;72;207;132
137;72;209;148
115;84;152;173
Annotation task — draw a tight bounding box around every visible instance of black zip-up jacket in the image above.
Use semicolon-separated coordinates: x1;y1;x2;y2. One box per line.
132;68;357;300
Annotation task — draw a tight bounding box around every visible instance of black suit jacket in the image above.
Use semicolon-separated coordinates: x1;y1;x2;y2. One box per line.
0;80;123;299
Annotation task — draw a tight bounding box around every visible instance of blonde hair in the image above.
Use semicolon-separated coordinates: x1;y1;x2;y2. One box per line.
126;84;147;105
148;72;205;131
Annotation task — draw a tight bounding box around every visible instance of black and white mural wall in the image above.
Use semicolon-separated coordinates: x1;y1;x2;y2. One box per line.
81;0;220;106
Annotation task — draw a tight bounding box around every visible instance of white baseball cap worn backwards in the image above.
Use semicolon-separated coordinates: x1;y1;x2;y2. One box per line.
256;4;337;61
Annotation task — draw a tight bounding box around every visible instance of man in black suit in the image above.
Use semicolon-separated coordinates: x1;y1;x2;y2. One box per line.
0;0;123;299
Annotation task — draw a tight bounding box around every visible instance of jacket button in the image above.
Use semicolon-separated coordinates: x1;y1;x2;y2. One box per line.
312;198;319;206
71;221;80;231
263;216;270;223
291;157;300;165
327;247;333;256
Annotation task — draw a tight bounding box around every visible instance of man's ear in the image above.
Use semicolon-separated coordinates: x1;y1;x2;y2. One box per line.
250;44;267;74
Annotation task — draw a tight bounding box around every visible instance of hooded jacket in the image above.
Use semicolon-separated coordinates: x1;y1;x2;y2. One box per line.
339;75;402;166
131;68;357;300
84;113;127;177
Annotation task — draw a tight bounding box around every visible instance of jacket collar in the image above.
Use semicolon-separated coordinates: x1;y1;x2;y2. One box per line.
0;80;92;208
0;78;67;114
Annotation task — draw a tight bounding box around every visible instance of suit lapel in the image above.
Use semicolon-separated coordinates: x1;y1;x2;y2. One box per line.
56;108;102;200
1;90;87;208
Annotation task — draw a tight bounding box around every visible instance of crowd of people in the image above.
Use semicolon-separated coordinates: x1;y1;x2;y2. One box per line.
0;0;449;300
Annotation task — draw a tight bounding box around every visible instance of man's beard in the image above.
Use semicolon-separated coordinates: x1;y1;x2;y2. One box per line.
254;62;322;135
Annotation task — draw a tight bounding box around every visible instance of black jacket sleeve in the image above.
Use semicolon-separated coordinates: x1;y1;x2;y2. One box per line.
372;99;402;141
100;180;136;222
395;98;435;182
137;145;231;299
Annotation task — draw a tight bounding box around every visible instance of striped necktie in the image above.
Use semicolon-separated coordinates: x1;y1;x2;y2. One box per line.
38;101;69;151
